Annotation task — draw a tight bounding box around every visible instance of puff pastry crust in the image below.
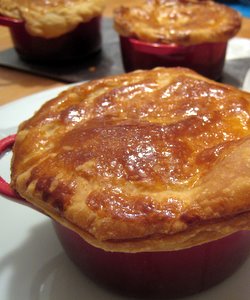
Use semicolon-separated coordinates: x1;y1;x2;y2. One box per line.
114;0;241;46
11;67;250;252
0;0;105;38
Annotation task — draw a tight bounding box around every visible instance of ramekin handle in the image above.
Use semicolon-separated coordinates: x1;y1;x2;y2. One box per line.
0;135;26;202
0;15;23;27
0;135;47;213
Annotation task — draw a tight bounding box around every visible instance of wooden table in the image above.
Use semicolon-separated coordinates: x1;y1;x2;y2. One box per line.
0;1;249;106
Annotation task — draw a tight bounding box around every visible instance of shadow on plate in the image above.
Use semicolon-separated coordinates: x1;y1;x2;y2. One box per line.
0;220;126;300
222;57;250;88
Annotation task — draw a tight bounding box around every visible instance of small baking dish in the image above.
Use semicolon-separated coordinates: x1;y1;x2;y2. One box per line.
119;36;227;80
0;14;102;63
1;134;250;298
114;0;241;80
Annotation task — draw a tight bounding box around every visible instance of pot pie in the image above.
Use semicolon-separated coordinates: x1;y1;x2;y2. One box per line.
11;67;250;253
113;0;241;79
0;0;105;38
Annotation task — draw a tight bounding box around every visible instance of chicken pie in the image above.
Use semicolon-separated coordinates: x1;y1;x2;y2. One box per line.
11;67;250;253
114;0;241;79
0;0;105;61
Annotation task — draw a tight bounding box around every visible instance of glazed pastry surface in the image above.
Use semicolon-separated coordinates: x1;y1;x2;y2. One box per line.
0;0;104;38
11;67;250;252
114;0;241;45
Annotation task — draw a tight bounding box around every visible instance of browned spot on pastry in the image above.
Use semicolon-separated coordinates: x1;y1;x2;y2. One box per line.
29;161;74;212
87;190;183;223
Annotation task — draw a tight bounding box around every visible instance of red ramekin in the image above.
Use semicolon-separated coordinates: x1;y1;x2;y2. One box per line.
0;15;102;63
1;135;250;298
119;36;228;80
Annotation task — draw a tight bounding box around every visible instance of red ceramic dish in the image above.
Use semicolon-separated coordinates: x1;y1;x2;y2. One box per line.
0;15;102;63
1;135;250;298
119;36;227;80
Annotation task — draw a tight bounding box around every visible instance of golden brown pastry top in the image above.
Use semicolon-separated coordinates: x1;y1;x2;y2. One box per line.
0;0;105;38
11;67;250;252
114;0;241;46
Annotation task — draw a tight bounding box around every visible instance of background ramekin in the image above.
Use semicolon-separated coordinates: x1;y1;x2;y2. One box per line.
119;36;228;80
0;15;102;63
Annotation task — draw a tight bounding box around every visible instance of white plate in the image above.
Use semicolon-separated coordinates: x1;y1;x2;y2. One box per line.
227;37;250;60
1;44;250;300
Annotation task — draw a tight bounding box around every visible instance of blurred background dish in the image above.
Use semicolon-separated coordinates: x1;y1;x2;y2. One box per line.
114;0;242;80
239;0;250;5
0;0;105;63
216;0;250;16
